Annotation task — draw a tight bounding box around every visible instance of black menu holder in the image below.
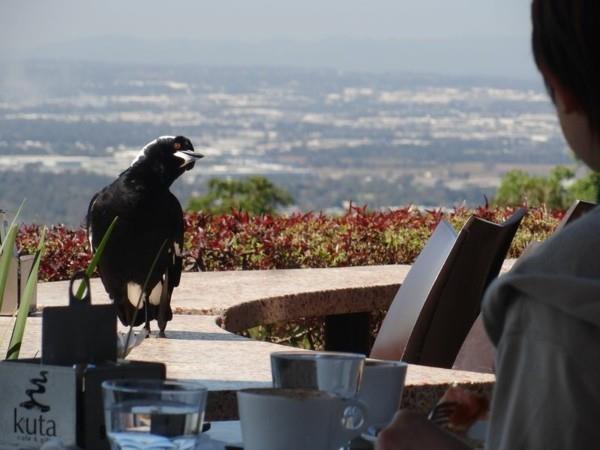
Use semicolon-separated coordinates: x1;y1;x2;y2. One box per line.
42;272;117;365
76;360;166;449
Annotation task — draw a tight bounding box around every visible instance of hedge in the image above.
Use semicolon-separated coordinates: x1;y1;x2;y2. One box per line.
17;205;560;283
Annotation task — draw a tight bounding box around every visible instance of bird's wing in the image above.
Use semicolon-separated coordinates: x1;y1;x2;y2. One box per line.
87;185;123;251
156;193;184;333
167;193;184;289
86;192;101;251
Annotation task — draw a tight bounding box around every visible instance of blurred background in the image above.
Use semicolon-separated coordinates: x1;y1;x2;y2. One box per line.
1;0;578;224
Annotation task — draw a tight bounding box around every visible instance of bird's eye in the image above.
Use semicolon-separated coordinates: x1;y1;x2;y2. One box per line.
173;142;182;151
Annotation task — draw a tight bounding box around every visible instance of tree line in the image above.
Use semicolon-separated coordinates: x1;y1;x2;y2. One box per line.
187;166;600;216
494;166;600;209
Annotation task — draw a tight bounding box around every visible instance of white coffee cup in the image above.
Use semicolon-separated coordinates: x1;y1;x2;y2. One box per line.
237;388;369;450
357;359;407;430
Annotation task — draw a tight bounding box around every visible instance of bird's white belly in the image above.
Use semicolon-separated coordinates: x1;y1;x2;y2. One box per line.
148;280;162;305
127;282;144;309
127;281;162;308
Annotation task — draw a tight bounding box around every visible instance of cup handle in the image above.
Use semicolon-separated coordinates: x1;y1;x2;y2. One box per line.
333;398;369;446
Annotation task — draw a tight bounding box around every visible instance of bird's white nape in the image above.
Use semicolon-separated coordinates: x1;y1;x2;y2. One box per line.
127;282;144;309
129;135;176;167
129;148;147;167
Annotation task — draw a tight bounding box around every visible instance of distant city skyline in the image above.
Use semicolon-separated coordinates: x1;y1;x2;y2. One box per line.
0;1;538;79
0;62;563;225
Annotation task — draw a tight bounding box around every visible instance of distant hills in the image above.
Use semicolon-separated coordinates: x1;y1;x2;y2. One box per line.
1;36;538;80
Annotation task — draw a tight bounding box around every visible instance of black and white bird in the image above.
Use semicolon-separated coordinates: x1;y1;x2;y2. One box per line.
87;136;203;337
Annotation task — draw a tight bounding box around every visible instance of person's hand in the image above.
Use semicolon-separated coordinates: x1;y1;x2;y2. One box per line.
375;410;471;450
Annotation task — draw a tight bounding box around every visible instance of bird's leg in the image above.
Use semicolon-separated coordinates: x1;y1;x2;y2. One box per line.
157;307;167;338
158;275;169;338
144;302;151;337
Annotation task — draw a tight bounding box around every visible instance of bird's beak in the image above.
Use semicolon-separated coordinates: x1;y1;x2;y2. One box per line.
174;150;204;169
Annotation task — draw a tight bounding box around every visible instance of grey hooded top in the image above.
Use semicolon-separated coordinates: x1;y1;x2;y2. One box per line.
482;206;600;450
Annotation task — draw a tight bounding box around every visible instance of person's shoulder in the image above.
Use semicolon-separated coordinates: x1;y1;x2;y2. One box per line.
483;206;600;344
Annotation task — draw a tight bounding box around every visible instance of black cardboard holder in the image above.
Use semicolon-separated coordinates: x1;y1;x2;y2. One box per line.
42;272;116;366
0;273;166;449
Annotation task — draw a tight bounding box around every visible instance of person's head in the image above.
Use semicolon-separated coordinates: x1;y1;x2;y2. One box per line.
531;0;600;170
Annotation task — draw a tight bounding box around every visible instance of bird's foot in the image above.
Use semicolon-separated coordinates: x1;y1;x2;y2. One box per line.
159;330;166;338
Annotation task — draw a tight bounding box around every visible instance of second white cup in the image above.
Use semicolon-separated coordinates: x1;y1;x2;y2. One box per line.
357;359;407;430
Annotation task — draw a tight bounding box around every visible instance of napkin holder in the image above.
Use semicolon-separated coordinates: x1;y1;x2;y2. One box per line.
42;272;116;366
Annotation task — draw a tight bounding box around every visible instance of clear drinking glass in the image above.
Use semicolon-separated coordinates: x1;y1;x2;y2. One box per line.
271;351;365;397
102;379;207;450
270;351;366;449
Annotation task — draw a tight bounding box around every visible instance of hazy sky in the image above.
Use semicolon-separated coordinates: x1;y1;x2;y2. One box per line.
1;0;529;47
0;1;536;78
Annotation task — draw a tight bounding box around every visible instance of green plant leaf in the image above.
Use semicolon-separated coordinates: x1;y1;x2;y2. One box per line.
0;225;18;314
0;199;25;313
75;216;119;300
6;226;46;360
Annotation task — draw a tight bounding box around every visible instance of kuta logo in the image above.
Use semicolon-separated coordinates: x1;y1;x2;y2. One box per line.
13;370;56;438
20;370;50;412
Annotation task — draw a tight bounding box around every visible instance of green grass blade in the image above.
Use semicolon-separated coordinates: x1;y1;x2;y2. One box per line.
75;216;119;300
0;200;25;313
6;227;46;360
123;238;168;354
0;225;18;314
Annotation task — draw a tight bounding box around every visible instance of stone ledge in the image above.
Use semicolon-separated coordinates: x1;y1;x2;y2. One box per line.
221;284;399;332
36;265;410;316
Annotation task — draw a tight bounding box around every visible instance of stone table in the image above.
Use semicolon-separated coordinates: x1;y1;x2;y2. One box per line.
1;264;502;419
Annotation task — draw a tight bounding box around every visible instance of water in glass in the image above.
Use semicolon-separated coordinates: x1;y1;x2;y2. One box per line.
102;379;207;450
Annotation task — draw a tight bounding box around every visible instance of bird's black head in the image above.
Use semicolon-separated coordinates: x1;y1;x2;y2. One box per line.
129;136;204;187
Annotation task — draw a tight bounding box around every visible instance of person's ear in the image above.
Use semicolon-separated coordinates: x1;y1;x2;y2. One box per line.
544;70;581;114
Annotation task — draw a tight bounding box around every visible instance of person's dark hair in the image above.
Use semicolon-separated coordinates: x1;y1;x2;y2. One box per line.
532;0;600;134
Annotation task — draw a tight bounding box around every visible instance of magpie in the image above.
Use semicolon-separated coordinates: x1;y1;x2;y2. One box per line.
87;136;203;337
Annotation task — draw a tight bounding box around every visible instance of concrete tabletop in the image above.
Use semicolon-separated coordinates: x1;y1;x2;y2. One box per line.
0;264;505;419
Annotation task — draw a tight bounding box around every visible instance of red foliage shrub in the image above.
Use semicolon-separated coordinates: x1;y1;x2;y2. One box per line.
16;205;561;282
18;224;90;282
